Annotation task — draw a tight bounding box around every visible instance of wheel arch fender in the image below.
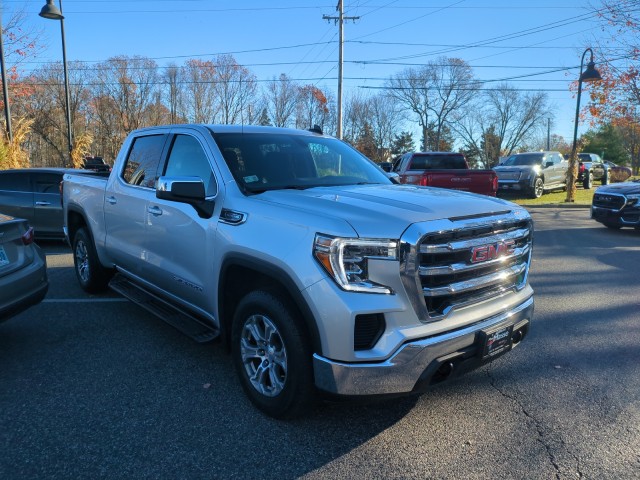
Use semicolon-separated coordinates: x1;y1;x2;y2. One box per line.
66;205;89;246
218;254;322;354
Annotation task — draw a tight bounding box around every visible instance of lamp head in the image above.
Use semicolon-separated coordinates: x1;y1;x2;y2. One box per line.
580;61;602;83
39;0;64;20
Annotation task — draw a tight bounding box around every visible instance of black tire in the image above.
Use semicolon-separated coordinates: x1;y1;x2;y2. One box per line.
602;169;609;185
583;172;593;189
72;227;113;293
530;177;544;199
231;290;315;419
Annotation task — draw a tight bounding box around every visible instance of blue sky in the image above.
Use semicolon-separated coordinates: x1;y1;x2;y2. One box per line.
5;1;620;144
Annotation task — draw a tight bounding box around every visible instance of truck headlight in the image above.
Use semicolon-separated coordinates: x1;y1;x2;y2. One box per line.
626;194;640;206
314;234;397;294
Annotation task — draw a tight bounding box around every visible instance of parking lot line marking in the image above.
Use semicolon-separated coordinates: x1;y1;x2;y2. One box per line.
43;298;129;303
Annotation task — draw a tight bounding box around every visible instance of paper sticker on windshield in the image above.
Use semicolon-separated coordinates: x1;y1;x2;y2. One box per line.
243;175;259;183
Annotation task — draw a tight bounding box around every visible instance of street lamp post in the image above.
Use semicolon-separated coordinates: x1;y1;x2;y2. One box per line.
565;47;602;202
39;0;73;167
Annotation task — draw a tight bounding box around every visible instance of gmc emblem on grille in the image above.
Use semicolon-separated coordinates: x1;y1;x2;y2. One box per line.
471;240;516;263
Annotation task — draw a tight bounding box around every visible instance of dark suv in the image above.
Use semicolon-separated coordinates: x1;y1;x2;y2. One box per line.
493;151;567;199
578;153;608;189
0;168;107;240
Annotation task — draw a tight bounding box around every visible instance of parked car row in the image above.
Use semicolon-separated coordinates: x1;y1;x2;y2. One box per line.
493;151;634;199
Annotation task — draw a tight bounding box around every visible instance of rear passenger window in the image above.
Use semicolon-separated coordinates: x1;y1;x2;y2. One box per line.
122;135;167;188
0;173;30;192
34;173;63;194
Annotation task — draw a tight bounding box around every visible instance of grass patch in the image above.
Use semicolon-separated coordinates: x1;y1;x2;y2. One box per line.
499;176;639;206
501;187;594;206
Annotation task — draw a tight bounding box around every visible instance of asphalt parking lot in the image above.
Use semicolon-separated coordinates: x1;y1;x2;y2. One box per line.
1;207;639;479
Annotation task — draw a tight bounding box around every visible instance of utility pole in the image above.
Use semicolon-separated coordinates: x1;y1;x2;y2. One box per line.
0;16;13;142
323;1;359;139
547;118;550;150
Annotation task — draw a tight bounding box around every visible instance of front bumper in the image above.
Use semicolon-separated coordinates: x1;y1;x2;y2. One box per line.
591;204;640;227
313;295;533;396
497;178;532;192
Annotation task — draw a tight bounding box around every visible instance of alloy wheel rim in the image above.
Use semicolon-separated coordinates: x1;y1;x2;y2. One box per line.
240;314;287;397
75;241;90;283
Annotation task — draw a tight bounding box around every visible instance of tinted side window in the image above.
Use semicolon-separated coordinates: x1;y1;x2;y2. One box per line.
122;135;167;188
34;173;63;193
163;134;216;196
409;154;466;170
0;173;30;192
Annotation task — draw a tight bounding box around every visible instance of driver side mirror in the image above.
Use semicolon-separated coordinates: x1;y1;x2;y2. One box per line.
544;161;554;168
156;176;215;218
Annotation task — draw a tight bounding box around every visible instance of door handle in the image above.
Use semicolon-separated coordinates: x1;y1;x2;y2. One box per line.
106;196;117;205
35;201;52;206
147;205;163;216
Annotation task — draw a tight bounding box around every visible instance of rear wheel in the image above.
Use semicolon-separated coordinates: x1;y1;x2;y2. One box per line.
231;290;315;419
530;177;544;199
72;227;113;293
583;172;593;189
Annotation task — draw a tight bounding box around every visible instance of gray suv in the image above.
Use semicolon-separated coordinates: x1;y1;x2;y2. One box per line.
0;168;108;240
493;151;568;198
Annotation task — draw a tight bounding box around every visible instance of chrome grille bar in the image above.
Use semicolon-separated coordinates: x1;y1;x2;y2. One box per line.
419;245;530;276
422;262;527;297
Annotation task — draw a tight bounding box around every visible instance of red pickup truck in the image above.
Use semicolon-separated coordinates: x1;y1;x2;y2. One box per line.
392;152;498;196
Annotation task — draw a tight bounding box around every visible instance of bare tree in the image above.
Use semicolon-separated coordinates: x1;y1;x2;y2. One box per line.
264;74;298;127
22;61;92;166
342;92;370;145
386;66;432;151
162;63;182;124
212;54;257;125
368;93;404;161
454;83;552;167
427;57;477;151
180;59;217;123
386;57;476;151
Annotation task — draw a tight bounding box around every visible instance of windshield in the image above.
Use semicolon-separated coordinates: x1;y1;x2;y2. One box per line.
210;131;391;193
502;153;544;166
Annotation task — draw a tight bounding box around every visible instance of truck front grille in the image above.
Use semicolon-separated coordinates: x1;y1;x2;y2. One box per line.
592;192;626;210
400;210;533;322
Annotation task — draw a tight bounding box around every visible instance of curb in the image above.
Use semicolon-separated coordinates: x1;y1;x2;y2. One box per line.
520;203;591;209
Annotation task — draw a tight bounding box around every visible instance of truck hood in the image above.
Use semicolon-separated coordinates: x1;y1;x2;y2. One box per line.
596;180;640;195
257;184;518;238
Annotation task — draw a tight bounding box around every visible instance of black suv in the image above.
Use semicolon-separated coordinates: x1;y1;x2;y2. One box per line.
493;151;567;199
591;179;640;229
577;153;608;189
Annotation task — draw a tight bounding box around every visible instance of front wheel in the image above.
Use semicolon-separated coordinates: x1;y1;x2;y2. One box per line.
530;177;544;199
72;227;113;293
231;290;315;419
583;172;593;189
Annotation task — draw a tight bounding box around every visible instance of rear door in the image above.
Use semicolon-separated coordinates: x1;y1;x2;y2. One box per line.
32;172;64;237
104;132;169;277
0;172;32;223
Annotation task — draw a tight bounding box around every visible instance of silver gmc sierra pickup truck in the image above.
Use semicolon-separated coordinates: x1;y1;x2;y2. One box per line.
62;124;534;418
